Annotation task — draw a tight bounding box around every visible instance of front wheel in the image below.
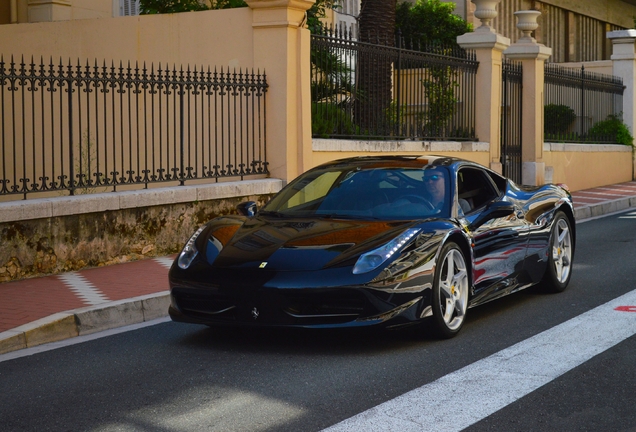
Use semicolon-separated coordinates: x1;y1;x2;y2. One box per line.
431;242;469;339
541;211;574;293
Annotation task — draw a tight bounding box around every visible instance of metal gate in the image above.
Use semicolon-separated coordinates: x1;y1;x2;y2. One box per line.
501;59;523;184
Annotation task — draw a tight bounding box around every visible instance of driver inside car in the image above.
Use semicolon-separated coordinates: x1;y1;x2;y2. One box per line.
423;169;446;211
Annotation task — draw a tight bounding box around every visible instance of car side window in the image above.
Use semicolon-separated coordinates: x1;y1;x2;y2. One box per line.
457;168;499;214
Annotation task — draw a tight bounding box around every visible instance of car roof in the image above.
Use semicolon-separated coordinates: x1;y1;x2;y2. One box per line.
316;155;470;170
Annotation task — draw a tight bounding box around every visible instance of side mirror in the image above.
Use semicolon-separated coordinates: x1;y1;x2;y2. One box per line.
468;201;515;230
237;201;257;217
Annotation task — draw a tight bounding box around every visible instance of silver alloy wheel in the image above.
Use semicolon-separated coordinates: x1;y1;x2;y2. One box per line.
551;218;572;283
438;248;469;331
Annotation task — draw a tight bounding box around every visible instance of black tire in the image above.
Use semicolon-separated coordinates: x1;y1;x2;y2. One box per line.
541;211;574;293
431;242;469;339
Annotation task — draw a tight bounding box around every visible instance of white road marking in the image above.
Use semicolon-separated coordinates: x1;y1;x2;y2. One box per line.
57;272;109;305
154;257;174;269
323;288;636;432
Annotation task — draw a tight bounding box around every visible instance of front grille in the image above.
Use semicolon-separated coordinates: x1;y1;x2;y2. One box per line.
172;284;373;325
172;287;238;321
282;289;367;321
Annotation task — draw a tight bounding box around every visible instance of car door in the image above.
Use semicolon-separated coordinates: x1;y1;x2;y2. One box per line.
457;167;530;305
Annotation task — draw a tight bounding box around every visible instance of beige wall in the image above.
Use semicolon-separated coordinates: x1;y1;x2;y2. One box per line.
544;143;633;190
310;139;491;171
310;150;491;169
68;0;114;20
0;8;255;68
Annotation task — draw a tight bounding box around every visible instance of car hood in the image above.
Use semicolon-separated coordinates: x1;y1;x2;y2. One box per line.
200;216;417;271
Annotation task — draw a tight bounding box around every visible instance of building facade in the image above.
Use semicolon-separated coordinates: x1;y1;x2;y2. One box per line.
453;0;636;62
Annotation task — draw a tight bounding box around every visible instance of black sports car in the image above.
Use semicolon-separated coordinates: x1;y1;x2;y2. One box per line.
168;156;575;338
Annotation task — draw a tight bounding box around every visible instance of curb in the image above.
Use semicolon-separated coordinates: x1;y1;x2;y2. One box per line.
0;292;170;355
573;196;636;221
2;196;636;357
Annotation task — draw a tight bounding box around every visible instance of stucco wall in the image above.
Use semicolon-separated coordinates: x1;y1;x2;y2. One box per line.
0;8;254;70
544;143;633;190
310;139;491;168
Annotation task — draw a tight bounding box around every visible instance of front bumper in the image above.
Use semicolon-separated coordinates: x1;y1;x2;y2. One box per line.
169;283;431;329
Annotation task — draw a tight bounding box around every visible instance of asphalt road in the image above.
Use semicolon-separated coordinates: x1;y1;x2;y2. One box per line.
1;211;635;432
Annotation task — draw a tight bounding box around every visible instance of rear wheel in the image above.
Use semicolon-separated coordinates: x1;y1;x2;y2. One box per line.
542;211;573;293
431;242;469;339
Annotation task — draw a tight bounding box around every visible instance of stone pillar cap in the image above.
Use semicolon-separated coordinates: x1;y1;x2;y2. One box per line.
457;31;510;51
505;42;552;60
607;29;636;40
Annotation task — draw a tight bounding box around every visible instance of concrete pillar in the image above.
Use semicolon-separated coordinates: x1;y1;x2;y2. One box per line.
504;13;551;186
608;30;636;137
245;0;315;183
608;30;636;180
27;0;71;22
457;30;510;174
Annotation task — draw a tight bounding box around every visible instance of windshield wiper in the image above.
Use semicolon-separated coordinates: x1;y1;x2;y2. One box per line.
319;213;380;220
258;210;286;218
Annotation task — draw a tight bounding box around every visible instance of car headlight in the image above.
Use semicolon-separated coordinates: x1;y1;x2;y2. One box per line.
177;226;206;269
353;228;421;274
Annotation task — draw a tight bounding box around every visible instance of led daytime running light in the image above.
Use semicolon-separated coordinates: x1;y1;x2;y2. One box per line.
353;228;421;274
178;226;206;269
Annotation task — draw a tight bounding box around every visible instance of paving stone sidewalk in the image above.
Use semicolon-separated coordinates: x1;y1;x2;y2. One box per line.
1;181;636;355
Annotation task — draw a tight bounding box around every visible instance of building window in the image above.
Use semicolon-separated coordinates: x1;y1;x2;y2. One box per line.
120;0;140;16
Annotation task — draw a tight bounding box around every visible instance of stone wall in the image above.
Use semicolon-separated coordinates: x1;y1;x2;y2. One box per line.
0;179;282;282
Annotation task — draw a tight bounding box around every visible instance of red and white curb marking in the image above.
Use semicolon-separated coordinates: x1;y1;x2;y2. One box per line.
323;288;636;432
57;273;108;306
55;258;173;306
154;257;175;269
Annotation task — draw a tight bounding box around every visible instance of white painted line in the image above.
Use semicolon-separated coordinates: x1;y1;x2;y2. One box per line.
0;317;171;363
323;289;636;432
154;257;174;269
57;272;109;305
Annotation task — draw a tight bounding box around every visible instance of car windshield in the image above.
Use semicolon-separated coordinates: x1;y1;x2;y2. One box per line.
262;165;451;220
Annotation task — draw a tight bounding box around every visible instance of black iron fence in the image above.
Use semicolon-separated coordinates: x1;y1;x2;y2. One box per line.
0;56;268;199
501;59;523;184
311;27;478;141
544;64;624;143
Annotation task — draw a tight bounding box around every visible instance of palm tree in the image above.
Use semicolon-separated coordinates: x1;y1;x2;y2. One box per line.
356;0;397;136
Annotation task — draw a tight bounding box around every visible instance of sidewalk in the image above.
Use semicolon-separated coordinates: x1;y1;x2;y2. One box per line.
2;181;636;355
